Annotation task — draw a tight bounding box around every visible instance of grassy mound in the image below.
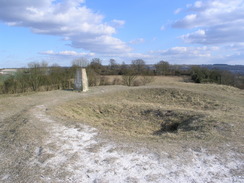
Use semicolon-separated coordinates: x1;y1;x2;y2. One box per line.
54;85;242;143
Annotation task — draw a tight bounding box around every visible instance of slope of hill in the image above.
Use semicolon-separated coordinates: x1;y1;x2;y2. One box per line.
0;76;243;182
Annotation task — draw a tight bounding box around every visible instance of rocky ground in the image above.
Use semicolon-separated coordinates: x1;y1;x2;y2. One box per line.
0;80;243;183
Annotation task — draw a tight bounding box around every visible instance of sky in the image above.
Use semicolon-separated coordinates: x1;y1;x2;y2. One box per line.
0;0;244;68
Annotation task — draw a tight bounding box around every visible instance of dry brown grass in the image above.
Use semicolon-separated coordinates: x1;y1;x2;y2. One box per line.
54;76;244;145
98;75;155;86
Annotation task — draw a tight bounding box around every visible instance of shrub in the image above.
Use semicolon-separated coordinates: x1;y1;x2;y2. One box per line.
122;74;138;86
99;76;111;85
112;78;122;85
140;76;154;85
87;68;100;86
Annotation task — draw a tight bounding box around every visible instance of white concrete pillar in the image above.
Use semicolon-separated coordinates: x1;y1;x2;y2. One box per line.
81;68;88;92
74;68;88;92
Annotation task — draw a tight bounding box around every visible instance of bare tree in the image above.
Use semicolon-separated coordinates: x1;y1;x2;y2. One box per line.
109;59;119;74
122;73;137;86
131;59;146;74
72;58;89;68
89;58;103;74
155;61;170;75
27;62;43;91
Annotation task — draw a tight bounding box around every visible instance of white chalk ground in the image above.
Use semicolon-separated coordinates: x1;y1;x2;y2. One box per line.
25;105;243;183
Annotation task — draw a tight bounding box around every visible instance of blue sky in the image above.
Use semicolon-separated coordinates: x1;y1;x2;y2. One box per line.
0;0;244;68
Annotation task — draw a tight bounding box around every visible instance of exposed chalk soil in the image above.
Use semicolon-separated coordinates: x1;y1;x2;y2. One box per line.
0;82;243;183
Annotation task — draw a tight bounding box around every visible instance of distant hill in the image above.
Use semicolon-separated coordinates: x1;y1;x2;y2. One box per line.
200;64;244;75
148;64;244;75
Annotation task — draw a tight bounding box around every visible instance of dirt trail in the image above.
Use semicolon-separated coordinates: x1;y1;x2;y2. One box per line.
0;86;243;183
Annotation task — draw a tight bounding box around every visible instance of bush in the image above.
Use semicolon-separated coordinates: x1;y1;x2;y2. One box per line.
132;79;143;86
190;66;243;89
112;78;122;85
122;74;138;86
3;76;17;94
99;76;111;85
87;68;100;86
140;76;154;85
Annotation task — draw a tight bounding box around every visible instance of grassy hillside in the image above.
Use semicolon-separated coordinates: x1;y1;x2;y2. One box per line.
53;76;244;146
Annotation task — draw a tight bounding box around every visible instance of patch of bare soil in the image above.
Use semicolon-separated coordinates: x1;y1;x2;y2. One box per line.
0;80;244;182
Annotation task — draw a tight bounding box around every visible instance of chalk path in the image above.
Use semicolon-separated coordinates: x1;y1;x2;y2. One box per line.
26;104;243;183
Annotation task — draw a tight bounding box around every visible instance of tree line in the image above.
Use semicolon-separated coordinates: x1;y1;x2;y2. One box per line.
190;66;243;89
0;62;76;94
0;58;243;94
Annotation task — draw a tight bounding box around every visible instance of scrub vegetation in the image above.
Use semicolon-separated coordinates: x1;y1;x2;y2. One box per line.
0;58;243;94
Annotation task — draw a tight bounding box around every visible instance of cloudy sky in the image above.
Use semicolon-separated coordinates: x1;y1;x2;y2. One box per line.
0;0;243;68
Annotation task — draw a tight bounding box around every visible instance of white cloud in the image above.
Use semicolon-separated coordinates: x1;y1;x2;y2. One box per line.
225;43;244;51
194;1;203;8
147;46;219;64
174;8;182;14
160;26;165;31
185;14;197;22
159;46;215;57
111;19;125;28
181;21;244;44
129;38;145;44
39;45;244;65
119;52;152;60
97;52;157;64
172;0;244;45
147;45;244;65
0;0;130;54
71;36;131;53
40;50;95;57
173;0;244;29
